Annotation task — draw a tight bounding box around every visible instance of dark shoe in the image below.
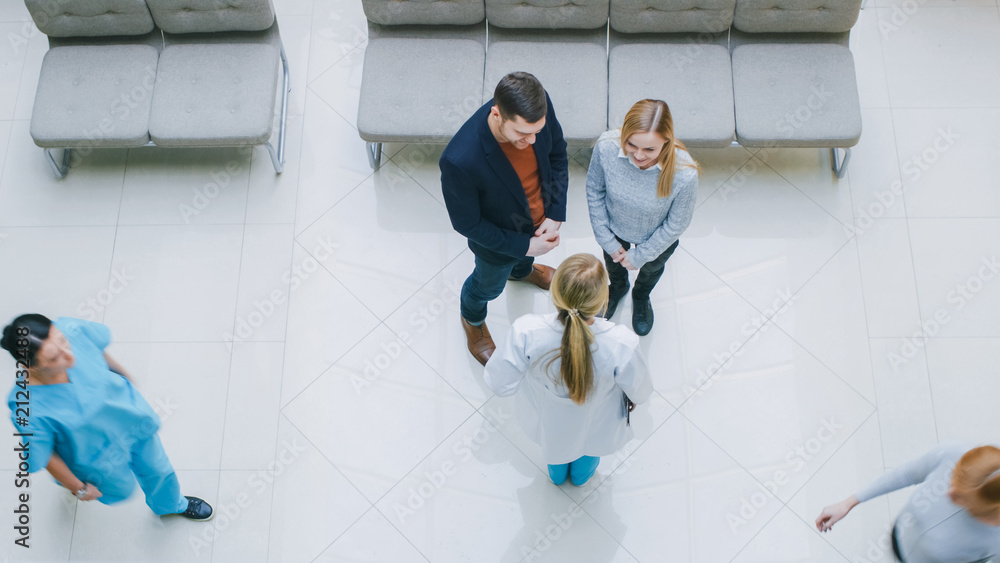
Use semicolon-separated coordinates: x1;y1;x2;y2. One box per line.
179;496;214;521
632;297;654;336
601;280;630;319
461;316;495;366
509;264;555;291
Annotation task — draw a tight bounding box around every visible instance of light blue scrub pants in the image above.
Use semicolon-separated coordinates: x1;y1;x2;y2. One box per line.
548;456;599;486
80;435;188;515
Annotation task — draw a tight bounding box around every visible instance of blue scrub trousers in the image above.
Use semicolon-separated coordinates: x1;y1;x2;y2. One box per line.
548;456;599;486
83;435;188;515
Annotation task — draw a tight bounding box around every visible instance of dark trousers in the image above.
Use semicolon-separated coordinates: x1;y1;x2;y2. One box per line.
603;237;679;301
460;251;534;324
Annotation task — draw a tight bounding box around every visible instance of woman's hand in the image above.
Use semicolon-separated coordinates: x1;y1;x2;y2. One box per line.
815;496;858;532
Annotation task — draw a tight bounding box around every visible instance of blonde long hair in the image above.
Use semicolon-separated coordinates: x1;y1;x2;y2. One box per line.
545;254;609;405
951;446;1000;520
620;99;699;198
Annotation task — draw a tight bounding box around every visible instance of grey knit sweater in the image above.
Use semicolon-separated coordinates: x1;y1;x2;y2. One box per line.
854;444;1000;563
586;130;699;268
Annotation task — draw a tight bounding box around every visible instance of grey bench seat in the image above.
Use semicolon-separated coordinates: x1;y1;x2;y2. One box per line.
609;36;736;148
356;0;864;178
30;44;159;149
149;43;280;147
731;41;862;149
23;0;290;178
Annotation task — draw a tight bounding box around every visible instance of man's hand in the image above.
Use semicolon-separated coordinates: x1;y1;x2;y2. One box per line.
610;247;627;264
527;233;560;257
621;254;638;271
535;219;562;239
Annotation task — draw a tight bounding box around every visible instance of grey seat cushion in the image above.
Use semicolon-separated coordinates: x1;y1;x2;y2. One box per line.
25;0;155;37
30;45;158;148
149;43;279;146
484;40;608;143
485;0;610;29
732;43;861;147
146;0;275;34
362;0;484;26
609;43;734;147
358;37;485;143
733;0;861;33
610;0;736;34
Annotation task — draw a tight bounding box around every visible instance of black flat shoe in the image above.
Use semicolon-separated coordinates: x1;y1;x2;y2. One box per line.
179;496;214;521
602;280;630;319
632;297;653;336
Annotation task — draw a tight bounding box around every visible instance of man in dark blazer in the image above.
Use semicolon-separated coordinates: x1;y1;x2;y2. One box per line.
440;72;569;365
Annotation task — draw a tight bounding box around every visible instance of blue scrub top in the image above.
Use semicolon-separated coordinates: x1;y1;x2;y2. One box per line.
7;318;160;475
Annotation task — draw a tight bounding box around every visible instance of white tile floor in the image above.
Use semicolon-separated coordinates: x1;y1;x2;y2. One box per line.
1;1;999;561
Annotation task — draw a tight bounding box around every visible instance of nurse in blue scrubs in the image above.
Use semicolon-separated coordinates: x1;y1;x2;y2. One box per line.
1;314;213;520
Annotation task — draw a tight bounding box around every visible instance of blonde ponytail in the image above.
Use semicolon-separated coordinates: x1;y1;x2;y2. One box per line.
547;255;609;405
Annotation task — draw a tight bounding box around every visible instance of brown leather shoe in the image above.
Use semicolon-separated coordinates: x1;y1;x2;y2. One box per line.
508;264;555;291
461;316;495;366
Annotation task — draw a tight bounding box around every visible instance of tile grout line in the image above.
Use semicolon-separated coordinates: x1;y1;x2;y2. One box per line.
260;0;322;555
297;408;485;561
783;410;884;563
206;149;255;562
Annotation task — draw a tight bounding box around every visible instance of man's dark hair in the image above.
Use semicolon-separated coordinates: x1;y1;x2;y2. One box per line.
1;314;52;365
494;72;547;124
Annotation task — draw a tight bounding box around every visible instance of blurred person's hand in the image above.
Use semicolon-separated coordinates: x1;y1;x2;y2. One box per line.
815;496;858;532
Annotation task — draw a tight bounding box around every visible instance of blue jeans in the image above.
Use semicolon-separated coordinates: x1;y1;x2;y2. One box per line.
460;252;535;324
548;455;600;486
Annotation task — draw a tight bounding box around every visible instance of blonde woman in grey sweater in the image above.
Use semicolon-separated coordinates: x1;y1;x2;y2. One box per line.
586;99;699;335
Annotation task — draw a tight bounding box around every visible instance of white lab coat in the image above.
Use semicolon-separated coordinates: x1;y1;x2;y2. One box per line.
484;313;653;465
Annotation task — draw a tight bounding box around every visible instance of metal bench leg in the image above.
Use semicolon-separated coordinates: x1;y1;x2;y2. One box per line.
45;148;70;179
831;147;851;179
266;45;292;174
366;142;383;169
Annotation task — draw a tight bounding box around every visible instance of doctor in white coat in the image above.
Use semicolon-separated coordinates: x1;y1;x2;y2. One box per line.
485;253;653;486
